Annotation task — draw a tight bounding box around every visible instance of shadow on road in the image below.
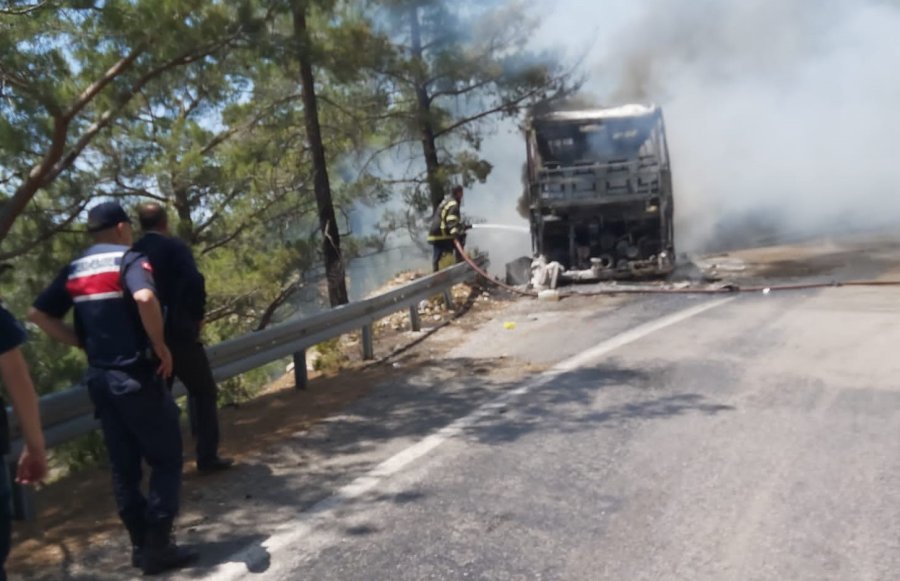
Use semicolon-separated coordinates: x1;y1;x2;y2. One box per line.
462;362;736;445
182;533;272;577
11;352;735;580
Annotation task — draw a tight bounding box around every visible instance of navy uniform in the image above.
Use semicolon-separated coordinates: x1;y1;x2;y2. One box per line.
30;203;195;574
427;188;467;272
0;306;27;579
132;230;232;473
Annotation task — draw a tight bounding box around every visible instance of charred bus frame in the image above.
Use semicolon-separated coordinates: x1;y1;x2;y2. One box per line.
525;104;675;281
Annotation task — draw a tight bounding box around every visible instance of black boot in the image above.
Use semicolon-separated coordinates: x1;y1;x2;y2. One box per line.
141;519;197;576
121;513;146;568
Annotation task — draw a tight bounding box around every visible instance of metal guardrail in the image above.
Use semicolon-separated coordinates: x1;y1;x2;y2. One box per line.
6;258;486;459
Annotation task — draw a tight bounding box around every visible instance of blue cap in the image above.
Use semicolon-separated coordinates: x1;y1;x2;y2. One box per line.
86;202;131;233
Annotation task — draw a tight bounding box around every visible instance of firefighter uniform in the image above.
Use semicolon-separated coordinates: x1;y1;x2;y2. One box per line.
32;223;192;572
427;195;464;272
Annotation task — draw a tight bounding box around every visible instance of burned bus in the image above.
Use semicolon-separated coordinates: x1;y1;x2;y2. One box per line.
525;104;675;283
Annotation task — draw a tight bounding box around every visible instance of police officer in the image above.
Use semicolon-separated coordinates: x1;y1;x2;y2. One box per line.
28;202;196;575
427;185;469;272
0;302;48;581
132;203;232;474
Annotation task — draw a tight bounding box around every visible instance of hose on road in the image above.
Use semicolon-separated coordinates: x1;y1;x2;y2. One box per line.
451;239;900;298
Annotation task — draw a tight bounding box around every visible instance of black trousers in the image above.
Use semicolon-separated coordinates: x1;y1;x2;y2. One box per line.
168;340;221;467
86;368;183;526
430;239;462;272
0;462;10;581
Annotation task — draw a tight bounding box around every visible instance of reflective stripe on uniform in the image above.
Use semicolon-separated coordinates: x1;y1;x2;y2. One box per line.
66;251;125;303
427;197;461;242
441;200;459;235
73;291;125;303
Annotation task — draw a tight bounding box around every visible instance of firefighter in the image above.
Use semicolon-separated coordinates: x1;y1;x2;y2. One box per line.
28;202;196;575
427;185;469;272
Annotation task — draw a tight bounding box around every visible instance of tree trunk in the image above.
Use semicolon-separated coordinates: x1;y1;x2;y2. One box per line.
172;184;196;242
293;2;349;307
0;115;70;245
409;5;443;212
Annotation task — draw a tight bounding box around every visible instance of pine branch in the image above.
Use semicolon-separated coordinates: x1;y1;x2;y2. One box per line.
432;86;545;140
62;46;145;122
0;1;48;15
255;278;303;331
0;35;237;245
0;197;90;261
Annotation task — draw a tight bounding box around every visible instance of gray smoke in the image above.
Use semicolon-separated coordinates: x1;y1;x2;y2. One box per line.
470;0;900;258
593;0;900;252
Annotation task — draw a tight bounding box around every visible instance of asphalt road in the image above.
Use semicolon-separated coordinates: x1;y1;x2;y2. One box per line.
168;241;900;581
20;240;900;580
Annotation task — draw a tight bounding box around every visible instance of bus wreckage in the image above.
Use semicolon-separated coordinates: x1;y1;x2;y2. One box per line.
524;104;675;288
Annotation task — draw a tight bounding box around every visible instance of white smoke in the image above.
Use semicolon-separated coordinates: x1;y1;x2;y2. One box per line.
613;0;900;252
471;0;900;257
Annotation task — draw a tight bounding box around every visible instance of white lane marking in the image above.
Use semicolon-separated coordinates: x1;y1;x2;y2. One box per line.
198;297;734;580
553;297;735;373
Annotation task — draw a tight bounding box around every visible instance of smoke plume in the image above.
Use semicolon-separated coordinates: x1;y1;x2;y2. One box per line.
603;0;900;252
471;0;900;257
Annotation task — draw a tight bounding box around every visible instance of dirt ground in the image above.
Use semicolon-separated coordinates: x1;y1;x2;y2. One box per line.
8;280;512;575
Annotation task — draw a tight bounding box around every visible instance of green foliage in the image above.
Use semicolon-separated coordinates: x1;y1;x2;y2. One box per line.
51;430;107;476
224;360;287;404
363;0;576;213
0;0;573;470
313;337;349;372
0;0;257;248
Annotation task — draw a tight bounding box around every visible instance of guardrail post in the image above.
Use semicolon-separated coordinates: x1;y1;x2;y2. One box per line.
361;325;374;360
8;459;35;522
443;290;453;311
408;306;421;332
293;350;307;390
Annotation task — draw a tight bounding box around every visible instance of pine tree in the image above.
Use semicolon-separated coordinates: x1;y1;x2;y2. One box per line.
369;0;575;212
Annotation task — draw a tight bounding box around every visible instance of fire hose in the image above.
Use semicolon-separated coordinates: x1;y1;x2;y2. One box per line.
452;239;900;298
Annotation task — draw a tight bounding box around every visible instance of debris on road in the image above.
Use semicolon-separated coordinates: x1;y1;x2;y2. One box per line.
538;289;561;302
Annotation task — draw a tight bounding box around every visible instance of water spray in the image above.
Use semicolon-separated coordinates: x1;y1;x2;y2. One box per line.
469;224;530;234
